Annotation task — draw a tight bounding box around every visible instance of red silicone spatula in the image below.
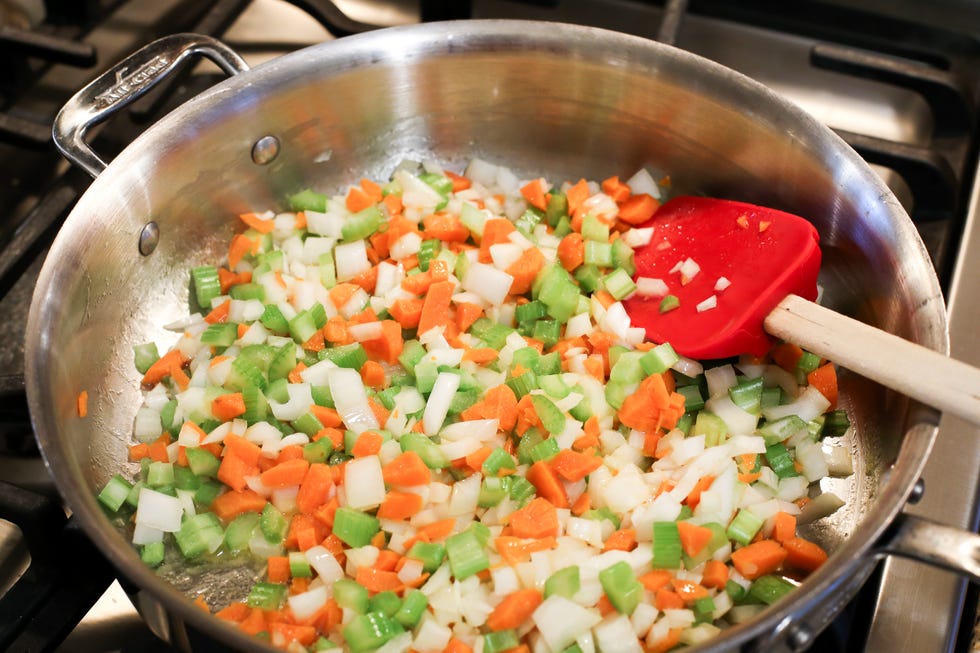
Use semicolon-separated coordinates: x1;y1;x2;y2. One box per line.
623;195;980;425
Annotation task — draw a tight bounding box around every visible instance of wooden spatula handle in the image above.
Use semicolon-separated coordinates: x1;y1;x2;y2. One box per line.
764;293;980;426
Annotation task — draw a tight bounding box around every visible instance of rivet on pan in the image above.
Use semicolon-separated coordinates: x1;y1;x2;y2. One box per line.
786;624;814;652
907;478;926;504
139;221;159;256
251;135;280;165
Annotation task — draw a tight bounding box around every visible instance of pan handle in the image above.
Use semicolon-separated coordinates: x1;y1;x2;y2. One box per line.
52;33;249;179
876;512;980;581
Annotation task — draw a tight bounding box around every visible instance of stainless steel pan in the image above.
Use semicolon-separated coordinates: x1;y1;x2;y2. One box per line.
29;22;980;652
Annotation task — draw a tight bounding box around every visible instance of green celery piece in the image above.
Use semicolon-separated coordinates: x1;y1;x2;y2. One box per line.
394;589;428;628
175;512;224;559
334;578;370;613
400;432;450;469
599;561;642;614
194;480;223;506
758;415;807;445
602;268;636;300
538;374;571;399
729;377;764;414
241;384;268;424
132;342;160;375
529;437;560;462
406;541;446;573
140;541;165;567
530;394;565;435
609;351;645;384
173;465;201;491
191;265;221;310
343;613;403;653
544;565;580;599
342;206;383;242
611;238;636;276
765;442;799;478
727;509;764;546
639;342;679;375
268;343;298;381
289;551;313;578
581;213;609;243
676;384;704;412
98;474;133;513
288;189;328;212
332;507;380;547
478;476;509;507
482;447;516;476
229;283;265;301
260;304;290;334
247;582;287;610
746;575;796;605
146;461;174;488
651;521;682;569
185;447;220;477
445;529;489;580
288;309;319;344
483;631;520;653
369;591;402;617
659;294;680;313
260;503;289;544
545;192;568;227
693;596;716;624
303;438;333;464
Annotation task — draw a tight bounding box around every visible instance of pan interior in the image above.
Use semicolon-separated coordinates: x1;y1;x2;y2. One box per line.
26;21;944;650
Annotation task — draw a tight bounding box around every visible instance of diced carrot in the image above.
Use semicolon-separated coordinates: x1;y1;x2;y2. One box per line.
565;179;590;218
382;451;431;486
217;451;258;493
505;246;545;296
701;559;729;589
618;372;673;433
128;442;150;462
494;536;558;565
238;212;275;234
323;316;352;345
771;342;804;372
783;537;829;572
346;184;378;213
684;475;715;510
328;282;361;311
478;218;517;263
730;539;788;580
807;363;838;409
269;623;318;647
460;384;518;432
617;193;659;225
267;555;290;583
211;392;246;421
351;431;384;458
549;449;602;482
601;175;631;203
464;446;493;472
368;397;389;428
526;461;568;508
676;521;715;557
602;528;637;552
146;436;171;463
228;233;258;269
360;320;404;365
260;458;309;489
486;588;543;631
455;302;484;333
557;233;585;272
215;602;250;622
312;497;340;530
672;579;709;602
377;490;424;520
417;280;455;335
445;170;472;192
296;463;334;515
444;637;473;653
648;628;683;653
414;518;455;543
223;433;263;467
772;511;797;543
308;404;343;429
639;570;674;593
76;390;89;417
570;491;590;516
462;347;498;364
389;298;424;330
141;349;188;387
239;608;268;635
211;489;268;521
654;587;685;610
508;497;559;539
204;299;231;324
276;444;304;464
520;179;548;212
423;213;470;242
360;360;387;389
355;566;402;593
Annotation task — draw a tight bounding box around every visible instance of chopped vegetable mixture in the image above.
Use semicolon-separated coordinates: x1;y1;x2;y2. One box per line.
100;159;853;653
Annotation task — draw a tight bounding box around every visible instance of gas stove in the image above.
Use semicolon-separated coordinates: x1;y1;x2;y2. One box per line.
1;1;979;651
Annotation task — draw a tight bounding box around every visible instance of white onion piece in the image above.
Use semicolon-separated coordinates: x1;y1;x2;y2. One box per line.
135;488;183;532
327;367;378;434
334;240;370;281
299;358;338;386
621;227;654;248
348;321;384;342
797;491;845;525
625;168;661;199
440;419;498;442
344;456;386;510
705;365;738;398
423;372;461;435
533;595;602;653
306;545;345;584
390;232;422;260
763;386;831;422
244;421;283;445
462;262;513;306
133;407;163;443
635;277;669;298
288;585;329;621
268;383;314;422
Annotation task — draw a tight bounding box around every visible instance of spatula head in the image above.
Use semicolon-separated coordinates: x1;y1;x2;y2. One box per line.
623;196;821;359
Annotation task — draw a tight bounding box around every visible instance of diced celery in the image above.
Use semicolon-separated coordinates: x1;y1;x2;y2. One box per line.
446;529;489;580
394;589;428;628
482;448;516;476
247;582;287;610
288;189;328;213
529;436;560;462
530;395;565;435
676;384;704;412
191;265;221;309
288;309;319;344
538;374;570;399
334;578;370;613
651;521;682;569
483;630;520;653
609;351;645;384
343;612;403;653
140;541;165;567
400;432;449;469
659;294;680;313
132;342;160;375
260;503;289;544
747;575;796;605
544;565;580;599
369;591;402;617
602;268;636;300
765;442;799;478
532;319;561;348
611;238;636;276
342;206;383;242
729;377;764;414
175;512;224;559
479;476;509;507
545;192;568;227
640;342;680;375
229;283;265;301
726;509;764;546
98;474;133;512
599;561;642;614
332;507;380;547
584;241;612;267
146;461;174;488
406;541;446;573
758;415;807;445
